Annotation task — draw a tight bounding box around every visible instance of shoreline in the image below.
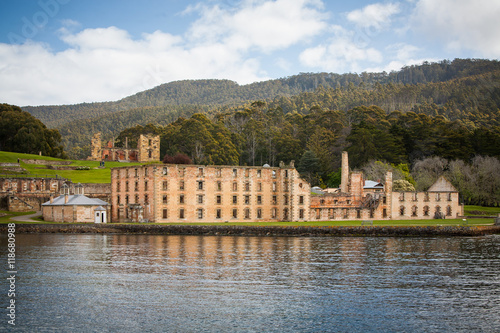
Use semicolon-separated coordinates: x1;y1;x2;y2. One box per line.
1;223;499;237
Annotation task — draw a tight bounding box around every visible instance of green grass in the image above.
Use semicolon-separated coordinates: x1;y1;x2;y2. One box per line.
146;218;494;227
0;211;34;223
1;210;494;226
464;205;500;216
0;151;147;183
0;151;63;163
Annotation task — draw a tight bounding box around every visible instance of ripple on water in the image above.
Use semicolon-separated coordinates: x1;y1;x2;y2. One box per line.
1;234;499;332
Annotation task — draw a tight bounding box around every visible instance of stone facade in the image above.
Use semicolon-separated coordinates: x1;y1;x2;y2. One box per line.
0;177;65;211
0;177;110;212
110;163;311;223
88;133;160;163
41;184;109;223
310;152;464;221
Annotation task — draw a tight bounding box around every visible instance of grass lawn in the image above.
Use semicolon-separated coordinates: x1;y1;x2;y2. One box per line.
147;218;494;227
0;151;146;183
464;205;500;216
2;210;493;226
0;211;33;223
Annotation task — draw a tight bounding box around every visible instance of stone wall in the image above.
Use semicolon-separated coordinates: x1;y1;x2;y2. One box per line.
391;191;463;219
42;204;104;223
6;194;51;211
111;163;310;223
0;177;111;211
137;134;160;162
21;159;72;165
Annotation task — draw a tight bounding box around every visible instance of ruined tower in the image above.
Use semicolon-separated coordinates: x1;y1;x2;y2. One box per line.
89;133;102;161
137;134;160;162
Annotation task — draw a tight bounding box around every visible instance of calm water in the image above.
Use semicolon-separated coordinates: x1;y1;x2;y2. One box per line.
0;233;499;332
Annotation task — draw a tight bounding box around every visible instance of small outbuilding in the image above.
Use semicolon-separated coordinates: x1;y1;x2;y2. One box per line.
42;183;109;223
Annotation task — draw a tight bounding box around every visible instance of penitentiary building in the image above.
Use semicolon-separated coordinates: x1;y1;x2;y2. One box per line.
110;162;311;223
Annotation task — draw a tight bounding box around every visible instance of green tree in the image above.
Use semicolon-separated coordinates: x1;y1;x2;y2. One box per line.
297;150;321;185
0;104;66;158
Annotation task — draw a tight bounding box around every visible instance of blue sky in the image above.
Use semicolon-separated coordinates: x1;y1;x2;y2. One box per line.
1;0;499;106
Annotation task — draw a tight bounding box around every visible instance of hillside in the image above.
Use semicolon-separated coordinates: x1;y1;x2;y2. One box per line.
23;58;500;129
0;151;143;183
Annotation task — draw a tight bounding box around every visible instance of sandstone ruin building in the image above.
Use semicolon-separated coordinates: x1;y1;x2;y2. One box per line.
110;162;311;223
310;152;464;221
88;133;160;162
109;152;463;223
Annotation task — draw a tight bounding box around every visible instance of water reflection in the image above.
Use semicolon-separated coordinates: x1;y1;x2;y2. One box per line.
0;234;499;332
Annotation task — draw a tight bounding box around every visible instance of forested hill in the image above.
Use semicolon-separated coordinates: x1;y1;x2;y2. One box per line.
23;58;500;128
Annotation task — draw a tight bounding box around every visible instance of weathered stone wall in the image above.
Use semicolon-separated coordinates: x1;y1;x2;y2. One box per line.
0;177;111;212
111;163;310;223
7;194;51;211
137;134;160;162
88;132;160;162
391;191;463;219
21;159;72;165
89;133;102;161
1;178;63;194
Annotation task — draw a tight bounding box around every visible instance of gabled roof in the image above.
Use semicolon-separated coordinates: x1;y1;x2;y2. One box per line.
364;180;384;189
427;176;457;192
42;195;109;206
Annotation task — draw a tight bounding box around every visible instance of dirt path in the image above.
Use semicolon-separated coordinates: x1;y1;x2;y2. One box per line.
11;211;42;222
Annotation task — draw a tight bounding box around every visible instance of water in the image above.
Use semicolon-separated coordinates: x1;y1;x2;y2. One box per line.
0;234;499;332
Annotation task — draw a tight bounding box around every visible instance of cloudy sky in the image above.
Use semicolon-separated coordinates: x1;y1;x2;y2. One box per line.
1;0;499;106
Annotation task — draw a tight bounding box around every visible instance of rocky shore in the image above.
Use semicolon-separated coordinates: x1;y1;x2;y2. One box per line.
1;223;499;237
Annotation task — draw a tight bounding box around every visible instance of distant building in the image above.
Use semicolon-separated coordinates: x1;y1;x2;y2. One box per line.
42;183;109;223
88;132;160;162
110;162;311;223
310;152;464;221
0;176;66;212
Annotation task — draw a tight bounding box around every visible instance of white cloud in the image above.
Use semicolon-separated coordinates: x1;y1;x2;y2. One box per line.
0;0;330;106
187;0;328;52
299;27;383;73
412;0;500;57
0;27;264;106
347;2;400;30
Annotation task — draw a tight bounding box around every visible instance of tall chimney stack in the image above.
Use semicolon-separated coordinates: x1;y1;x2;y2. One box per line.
340;151;349;193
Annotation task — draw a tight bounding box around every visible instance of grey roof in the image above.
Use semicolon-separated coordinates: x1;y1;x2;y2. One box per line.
42;194;109;206
311;186;325;195
364;180;384;189
94;206;106;211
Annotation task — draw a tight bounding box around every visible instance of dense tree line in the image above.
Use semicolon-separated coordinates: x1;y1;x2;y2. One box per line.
24;58;500;129
0;104;66;158
112;102;499;205
45;59;500;159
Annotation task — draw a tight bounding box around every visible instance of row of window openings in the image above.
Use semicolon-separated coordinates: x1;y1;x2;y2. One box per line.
121;166;290;179
118;180;290;192
166;194;302;205
162;207;303;219
400;205;453;217
319;197;389;205
315;208;378;219
163;167;288;179
123;168;149;178
399;192;453;202
117;194;304;206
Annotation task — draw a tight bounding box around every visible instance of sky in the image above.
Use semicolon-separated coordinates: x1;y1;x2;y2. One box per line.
1;0;499;106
